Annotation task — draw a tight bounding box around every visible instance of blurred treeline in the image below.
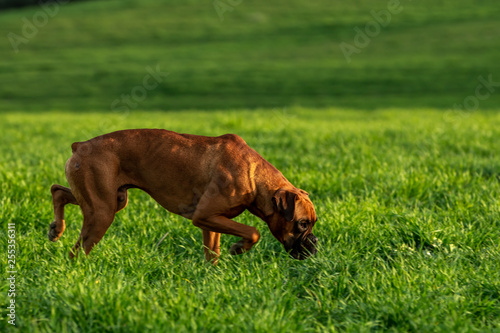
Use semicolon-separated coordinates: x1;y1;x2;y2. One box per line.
0;0;89;10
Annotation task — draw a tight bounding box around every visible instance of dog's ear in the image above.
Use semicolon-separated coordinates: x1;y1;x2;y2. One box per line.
272;189;297;221
299;189;309;196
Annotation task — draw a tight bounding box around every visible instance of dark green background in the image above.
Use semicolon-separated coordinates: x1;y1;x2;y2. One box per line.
1;0;499;111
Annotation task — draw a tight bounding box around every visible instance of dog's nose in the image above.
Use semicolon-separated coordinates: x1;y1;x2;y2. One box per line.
309;234;318;244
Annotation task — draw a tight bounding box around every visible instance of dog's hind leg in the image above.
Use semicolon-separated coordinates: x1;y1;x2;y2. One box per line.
116;186;129;213
71;187;128;257
64;150;124;258
49;184;79;242
70;203;117;259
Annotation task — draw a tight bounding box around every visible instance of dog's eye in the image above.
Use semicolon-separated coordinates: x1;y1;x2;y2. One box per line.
297;220;309;232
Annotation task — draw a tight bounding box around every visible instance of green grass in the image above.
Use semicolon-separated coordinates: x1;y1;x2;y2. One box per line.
2;0;499;331
1;108;500;332
1;0;500;111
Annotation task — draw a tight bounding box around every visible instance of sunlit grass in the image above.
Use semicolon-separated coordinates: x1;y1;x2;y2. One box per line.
1;108;499;332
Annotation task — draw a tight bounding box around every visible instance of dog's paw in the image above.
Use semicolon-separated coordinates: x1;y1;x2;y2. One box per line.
229;240;246;255
48;221;65;242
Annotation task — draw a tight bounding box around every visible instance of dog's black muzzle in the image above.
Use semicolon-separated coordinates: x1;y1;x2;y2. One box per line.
287;233;318;260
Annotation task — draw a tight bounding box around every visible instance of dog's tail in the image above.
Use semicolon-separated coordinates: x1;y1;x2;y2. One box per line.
71;141;89;154
71;142;80;153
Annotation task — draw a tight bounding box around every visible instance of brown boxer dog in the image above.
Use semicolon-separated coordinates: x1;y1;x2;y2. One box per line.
48;129;318;263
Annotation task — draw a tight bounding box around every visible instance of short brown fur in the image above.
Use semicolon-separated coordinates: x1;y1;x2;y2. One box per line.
49;129;318;263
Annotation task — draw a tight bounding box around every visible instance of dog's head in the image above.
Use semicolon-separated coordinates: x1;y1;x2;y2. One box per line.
269;188;318;259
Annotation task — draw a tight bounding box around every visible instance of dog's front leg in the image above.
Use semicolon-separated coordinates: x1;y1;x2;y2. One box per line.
193;215;261;261
202;230;221;264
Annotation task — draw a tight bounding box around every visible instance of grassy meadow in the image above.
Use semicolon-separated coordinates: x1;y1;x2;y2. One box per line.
1;109;500;332
0;0;499;111
1;0;500;331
